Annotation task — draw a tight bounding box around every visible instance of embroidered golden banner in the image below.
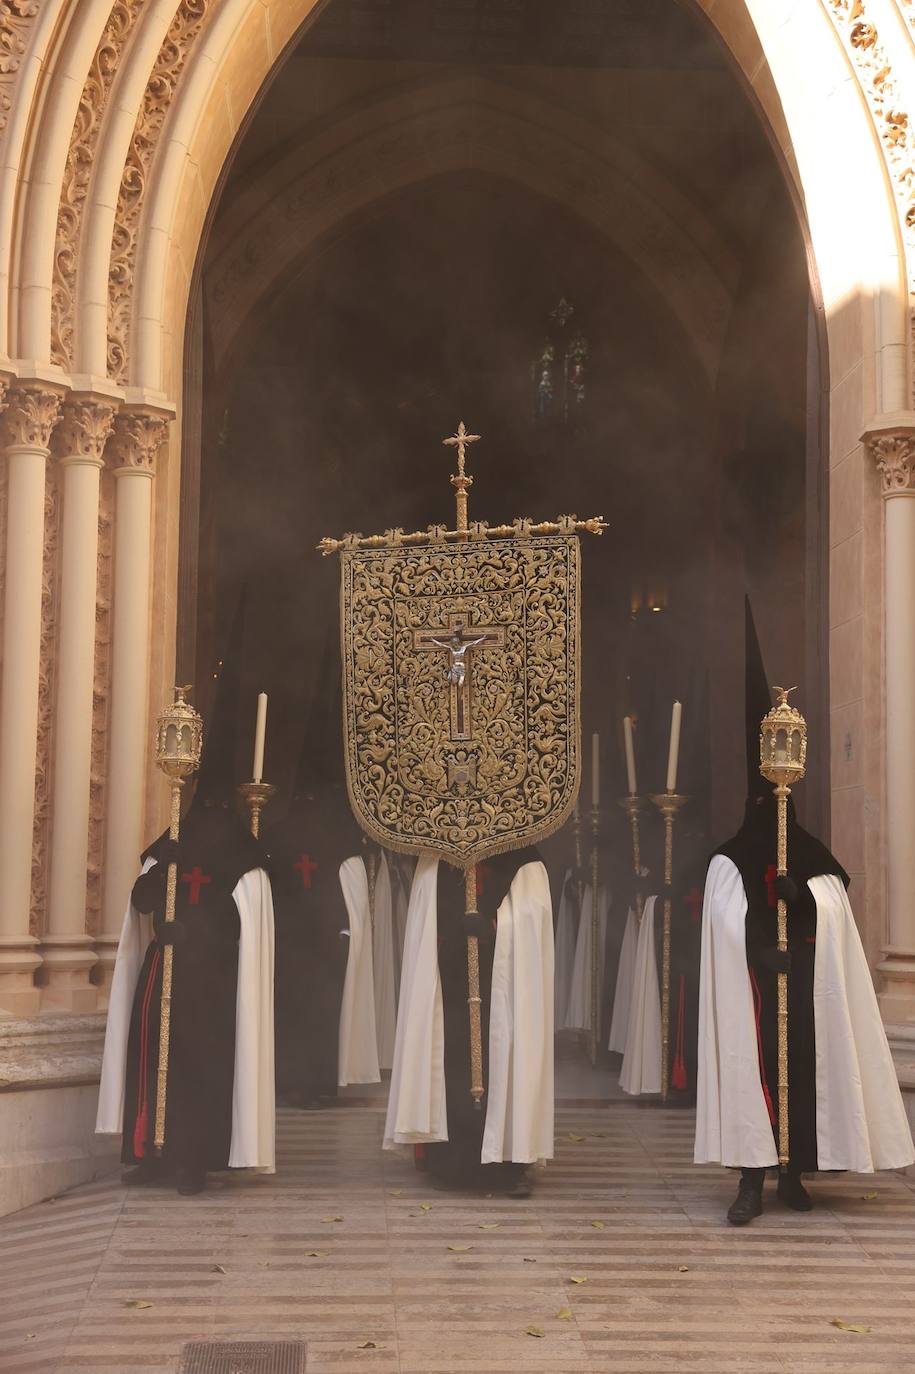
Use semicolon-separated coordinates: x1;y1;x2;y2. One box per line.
340;534;581;864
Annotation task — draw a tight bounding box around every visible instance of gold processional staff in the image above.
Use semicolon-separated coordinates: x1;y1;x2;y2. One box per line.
152;687;203;1152
759;686;808;1167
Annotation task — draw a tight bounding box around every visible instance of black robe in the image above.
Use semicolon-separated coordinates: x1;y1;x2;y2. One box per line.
265;793;361;1102
425;847;540;1181
714;795;849;1171
121;807;266;1173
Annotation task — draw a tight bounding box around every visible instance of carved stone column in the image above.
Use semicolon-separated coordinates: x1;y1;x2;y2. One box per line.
0;383;65;1015
98;410;168;999
42;398;117;1012
867;426;915;1024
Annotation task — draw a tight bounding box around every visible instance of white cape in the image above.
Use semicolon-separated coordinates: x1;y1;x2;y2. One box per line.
96;862;276;1171
372;852;397;1071
337;855;381;1086
695;855;914;1171
563;883;609;1032
608;906;639;1054
384;856;554;1164
553;869;578;1028
619;895;661;1096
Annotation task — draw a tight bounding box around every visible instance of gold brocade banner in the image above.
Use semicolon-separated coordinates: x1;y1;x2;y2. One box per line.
340;534;581;865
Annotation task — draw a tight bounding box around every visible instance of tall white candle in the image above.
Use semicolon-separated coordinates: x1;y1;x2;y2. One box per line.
252;692;268;783
665;700;682;793
591;731;600;808
623;715;637;795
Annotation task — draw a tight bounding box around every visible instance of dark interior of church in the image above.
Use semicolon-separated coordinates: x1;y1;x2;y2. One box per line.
183;0;825;859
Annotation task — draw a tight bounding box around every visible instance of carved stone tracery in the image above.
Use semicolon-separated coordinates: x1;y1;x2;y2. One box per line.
108;0;213;383
53;399;116;463
0;1;40;134
824;2;915;398
1;385;64;451
110;409;168;471
52;3;146;370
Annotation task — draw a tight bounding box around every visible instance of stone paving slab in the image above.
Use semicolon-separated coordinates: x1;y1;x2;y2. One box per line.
1;1104;914;1373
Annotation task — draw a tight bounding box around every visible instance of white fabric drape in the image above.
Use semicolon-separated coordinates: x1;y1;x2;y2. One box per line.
384;857;554;1164
482;861;554;1164
608;906;639;1054
695;855;915;1171
338;855;381;1086
373;852;397;1071
383;856;446;1146
554;869;578;1028
563;883;608;1032
96;860;276;1171
619;896;661;1096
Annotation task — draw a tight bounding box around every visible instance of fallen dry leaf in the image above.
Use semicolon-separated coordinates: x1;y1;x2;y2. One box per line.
322;1215;343;1223
478;1221;500;1230
388;1189;403;1196
306;1251;328;1258
259;1261;271;1269
831;1319;871;1334
522;1257;537;1263
125;1300;153;1310
678;1265;690;1273
357;1340;385;1349
570;1275;589;1285
211;1264;227;1274
566;1133;585;1143
419;1202;433;1212
448;1244;472;1252
525;1325;545;1338
24;1334;36;1342
556;1306;572;1321
590;1220;605;1230
861;1192;878;1201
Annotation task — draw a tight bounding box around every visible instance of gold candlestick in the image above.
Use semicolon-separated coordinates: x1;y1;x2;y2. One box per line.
464;864;484;1108
759;687;808;1167
365;840;378;931
153;687;203;1153
238;780;276;838
590;805;600;1066
618;794;647;920
649;790;688;1101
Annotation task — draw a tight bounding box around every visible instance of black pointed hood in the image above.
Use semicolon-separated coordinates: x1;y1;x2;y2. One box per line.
713;597;847;890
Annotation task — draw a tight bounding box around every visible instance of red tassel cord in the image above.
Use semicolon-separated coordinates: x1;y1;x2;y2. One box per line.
671;974;688;1091
132;947;162;1159
749;965;776;1126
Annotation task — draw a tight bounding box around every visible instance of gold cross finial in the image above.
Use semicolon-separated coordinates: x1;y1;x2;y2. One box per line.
772;685;798;705
444;422;480;533
443;421;481;479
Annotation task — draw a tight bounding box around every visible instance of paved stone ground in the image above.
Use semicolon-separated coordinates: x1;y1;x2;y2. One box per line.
2;1103;915;1374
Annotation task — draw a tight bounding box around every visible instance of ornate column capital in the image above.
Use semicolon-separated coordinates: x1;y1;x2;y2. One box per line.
0;384;66;452
866;431;915;496
109;409;170;476
53;398;117;468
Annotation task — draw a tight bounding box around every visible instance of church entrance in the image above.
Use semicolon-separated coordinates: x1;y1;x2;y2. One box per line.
182;0;826;1101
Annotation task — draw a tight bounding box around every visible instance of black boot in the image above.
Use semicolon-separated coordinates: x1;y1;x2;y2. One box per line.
176;1166;206;1196
121;1156;165;1187
727;1168;764;1226
503;1164;532;1199
777;1167;813;1212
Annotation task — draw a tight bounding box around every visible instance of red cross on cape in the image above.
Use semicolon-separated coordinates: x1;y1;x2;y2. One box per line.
181;866;212;905
295;854;318;890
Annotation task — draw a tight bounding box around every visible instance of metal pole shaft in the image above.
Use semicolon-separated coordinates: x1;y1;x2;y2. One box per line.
630;807;643;921
661;812;673;1102
590;806;600;1066
465;864;484;1108
153;778;182;1151
776;784;790;1167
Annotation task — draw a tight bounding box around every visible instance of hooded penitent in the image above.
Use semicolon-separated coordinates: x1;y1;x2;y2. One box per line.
96;588;275;1178
695;598;913;1173
266;623;363;1102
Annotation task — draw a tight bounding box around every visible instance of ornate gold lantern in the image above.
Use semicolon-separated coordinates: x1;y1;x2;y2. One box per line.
758;686;807;1167
152;686;203;1151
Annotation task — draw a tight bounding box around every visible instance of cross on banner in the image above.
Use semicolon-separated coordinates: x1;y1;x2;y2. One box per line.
295;854;318;890
413;613;506;741
181;867;212;905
